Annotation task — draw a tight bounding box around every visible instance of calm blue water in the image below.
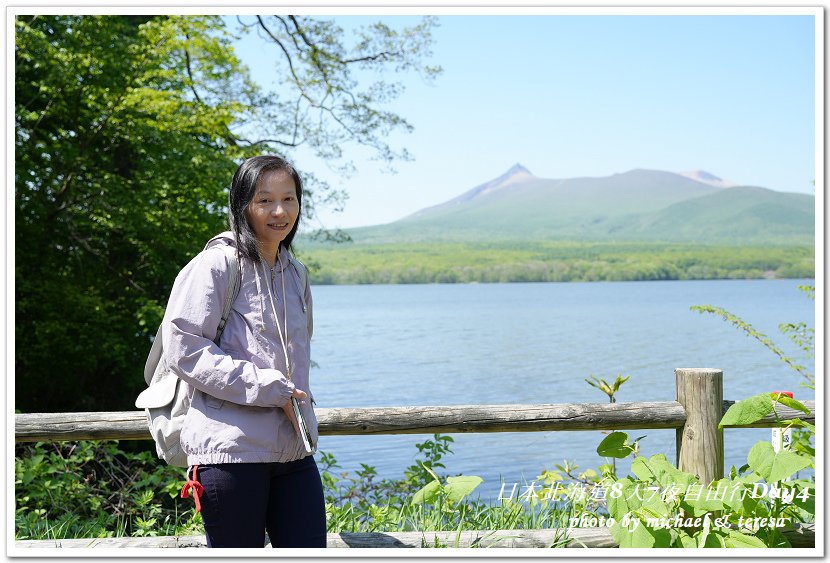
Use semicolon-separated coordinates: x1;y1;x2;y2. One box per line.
308;279;815;501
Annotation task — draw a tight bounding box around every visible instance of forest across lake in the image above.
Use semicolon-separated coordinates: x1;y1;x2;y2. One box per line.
298;240;814;285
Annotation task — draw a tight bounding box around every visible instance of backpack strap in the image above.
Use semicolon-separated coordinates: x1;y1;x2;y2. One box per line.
289;255;309;293
214;250;240;344
288;255;312;339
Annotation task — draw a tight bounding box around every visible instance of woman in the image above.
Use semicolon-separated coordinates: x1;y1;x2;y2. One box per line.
162;155;326;548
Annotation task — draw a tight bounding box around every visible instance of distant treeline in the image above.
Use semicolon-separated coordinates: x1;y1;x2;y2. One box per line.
299;241;814;285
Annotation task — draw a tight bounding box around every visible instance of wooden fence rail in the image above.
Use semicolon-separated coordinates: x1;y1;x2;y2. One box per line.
13;368;817;550
14;401;815;442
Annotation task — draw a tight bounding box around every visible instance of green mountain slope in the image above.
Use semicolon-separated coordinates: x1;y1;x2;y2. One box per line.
603;186;815;244
340;166;814;245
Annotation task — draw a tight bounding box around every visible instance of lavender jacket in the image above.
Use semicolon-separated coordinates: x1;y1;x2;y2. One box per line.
162;232;317;465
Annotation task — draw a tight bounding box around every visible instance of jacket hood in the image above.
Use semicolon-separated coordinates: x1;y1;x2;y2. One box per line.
205;230;236;250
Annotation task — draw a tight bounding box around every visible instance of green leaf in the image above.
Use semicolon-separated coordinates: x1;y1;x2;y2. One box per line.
578;468;598;480
788;418;815;433
719;394;774;427
676;529;697;548
597;431;633;458
634;454;697;490
616;518;673;548
794;441;816;457
769;393;810;414
723;528;767;548
607;478;640;517
443;475;483;503
411;480;441;505
638;494;671;519
755;527;791;548
702;531;726;548
610;521;632;547
790;485;815;515
747;442;812;483
631;456;657;482
682;484;725;514
677;527;725;548
537;470;564;484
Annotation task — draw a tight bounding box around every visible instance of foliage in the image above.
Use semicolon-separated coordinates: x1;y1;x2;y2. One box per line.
234;15;441;174
588;393;814;548
15;441;198;540
322;435;573;542
691;284;815;388
16;15;245;413
586;374;632;476
320;433;454;508
303;240;814;285
585;374;630;404
14;14;439;413
16;435;572;545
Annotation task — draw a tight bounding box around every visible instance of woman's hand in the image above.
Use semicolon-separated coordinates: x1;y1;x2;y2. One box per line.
281;388;308;438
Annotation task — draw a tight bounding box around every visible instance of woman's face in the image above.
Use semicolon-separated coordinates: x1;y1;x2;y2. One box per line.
245;169;299;255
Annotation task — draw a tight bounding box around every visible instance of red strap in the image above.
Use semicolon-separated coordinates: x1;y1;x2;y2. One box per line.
180;464;204;513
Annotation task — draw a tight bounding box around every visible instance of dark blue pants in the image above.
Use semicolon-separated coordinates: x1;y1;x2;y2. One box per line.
189;456;327;548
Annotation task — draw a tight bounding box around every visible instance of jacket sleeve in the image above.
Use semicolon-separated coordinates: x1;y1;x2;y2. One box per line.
162;246;296;408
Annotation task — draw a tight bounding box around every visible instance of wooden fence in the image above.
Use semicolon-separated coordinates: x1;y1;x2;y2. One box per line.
14;368;816;549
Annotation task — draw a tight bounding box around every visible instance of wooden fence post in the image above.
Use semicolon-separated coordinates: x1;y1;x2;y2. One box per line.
675;368;724;485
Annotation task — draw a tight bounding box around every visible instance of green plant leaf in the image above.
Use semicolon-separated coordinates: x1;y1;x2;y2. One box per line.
639;494;671;519
755;527;791;548
444;475;483;503
411;480;441;505
609;521;631;547
578;468;598;480
607;477;641;516
769;393;810;414
719;394;774;428
723;528;767;548
747;442;812;483
597;431;632;458
676;529;697;548
682;483;725;515
616;518;673;548
789;418;816;433
790;485;815;515
634;454;697;490
703;531;726;548
794;441;816;457
537;470;564;484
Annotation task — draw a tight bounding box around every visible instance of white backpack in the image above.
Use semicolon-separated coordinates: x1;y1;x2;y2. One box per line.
135;247;240;467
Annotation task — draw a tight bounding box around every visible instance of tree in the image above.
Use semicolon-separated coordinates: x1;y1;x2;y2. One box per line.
15;14;440;412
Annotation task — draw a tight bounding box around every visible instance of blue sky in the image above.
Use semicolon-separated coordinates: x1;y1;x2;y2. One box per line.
228;12;818;229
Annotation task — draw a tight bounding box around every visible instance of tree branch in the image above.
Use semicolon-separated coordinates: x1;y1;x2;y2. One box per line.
182;36;204;105
341;51;398;64
286;15;332;84
235;136;302;148
287;15;400;65
256;16;303;89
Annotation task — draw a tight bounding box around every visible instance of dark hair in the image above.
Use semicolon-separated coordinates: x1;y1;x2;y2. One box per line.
228;155;303;262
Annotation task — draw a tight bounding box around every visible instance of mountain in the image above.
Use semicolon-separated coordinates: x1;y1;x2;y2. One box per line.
603;185;815;243
339;166;814;245
676;170;739;188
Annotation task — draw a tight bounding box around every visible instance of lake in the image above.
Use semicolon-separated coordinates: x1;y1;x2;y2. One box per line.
308;279;815;501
